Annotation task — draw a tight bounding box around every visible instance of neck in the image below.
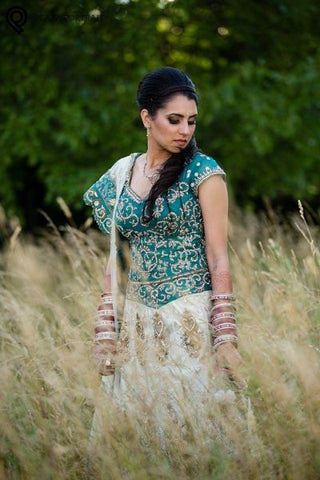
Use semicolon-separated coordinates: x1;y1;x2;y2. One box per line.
146;145;169;169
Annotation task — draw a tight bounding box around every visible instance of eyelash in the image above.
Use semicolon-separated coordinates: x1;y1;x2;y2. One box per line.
168;119;197;125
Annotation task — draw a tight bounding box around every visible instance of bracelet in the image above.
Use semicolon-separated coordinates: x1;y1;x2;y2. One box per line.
211;302;234;312
210;307;236;318
96;309;114;317
213;334;238;349
101;297;113;305
214;333;238;341
95;332;117;341
211;322;237;334
94;319;115;329
211;312;236;322
211;293;236;302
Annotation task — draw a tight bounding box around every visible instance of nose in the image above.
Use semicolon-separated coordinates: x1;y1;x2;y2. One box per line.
178;121;190;136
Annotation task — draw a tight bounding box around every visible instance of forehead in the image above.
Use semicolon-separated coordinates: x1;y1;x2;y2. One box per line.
159;94;198;115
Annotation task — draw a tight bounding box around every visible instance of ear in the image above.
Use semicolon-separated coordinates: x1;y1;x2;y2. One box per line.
140;109;151;129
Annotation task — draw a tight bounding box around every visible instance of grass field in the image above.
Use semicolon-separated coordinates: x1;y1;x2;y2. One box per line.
0;203;319;480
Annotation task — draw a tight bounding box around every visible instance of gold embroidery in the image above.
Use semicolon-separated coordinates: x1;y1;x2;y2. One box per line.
153;312;168;361
85;153;225;308
135;314;146;365
181;310;204;358
136;314;145;339
118;320;129;363
126;269;211;309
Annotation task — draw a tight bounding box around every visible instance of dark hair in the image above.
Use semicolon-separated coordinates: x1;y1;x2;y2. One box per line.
136;67;199;224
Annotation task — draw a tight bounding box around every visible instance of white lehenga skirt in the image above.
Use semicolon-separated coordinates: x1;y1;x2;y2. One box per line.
89;291;255;453
90;291;239;431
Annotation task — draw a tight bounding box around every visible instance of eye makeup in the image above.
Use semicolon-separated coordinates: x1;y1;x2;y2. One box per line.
168;118;197;125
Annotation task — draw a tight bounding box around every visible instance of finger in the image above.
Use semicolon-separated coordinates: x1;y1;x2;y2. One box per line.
100;370;115;376
223;364;247;390
94;342;117;356
99;365;115;376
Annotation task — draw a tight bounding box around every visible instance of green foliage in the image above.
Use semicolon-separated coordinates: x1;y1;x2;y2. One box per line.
0;0;319;226
200;57;320;205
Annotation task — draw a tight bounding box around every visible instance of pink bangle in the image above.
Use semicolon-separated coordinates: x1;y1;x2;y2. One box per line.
211;312;236;322
210;323;237;338
211;302;234;312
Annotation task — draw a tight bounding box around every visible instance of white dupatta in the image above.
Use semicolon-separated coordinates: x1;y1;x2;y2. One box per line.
107;153;136;390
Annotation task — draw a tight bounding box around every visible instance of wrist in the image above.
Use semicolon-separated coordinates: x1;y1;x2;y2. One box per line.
213;336;238;351
101;292;113;303
98;292;114;313
209;291;238;350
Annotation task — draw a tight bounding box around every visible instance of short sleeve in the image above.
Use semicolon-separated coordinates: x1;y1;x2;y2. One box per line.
187;153;226;196
83;169;117;235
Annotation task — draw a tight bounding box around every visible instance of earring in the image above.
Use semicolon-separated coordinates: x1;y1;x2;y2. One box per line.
146;126;150;137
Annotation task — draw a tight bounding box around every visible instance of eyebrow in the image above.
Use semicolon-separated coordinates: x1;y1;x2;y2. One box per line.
167;113;198;118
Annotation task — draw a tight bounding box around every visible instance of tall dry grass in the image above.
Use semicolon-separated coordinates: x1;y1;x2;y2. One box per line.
0;203;319;480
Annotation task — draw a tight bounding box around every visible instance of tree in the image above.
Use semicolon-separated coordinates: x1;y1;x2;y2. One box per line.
0;0;319;228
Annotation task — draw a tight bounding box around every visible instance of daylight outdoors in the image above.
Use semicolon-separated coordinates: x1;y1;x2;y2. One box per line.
0;1;319;479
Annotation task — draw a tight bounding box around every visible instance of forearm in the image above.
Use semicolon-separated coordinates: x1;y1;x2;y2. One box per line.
104;258;112;293
95;258;116;376
208;257;233;295
208;257;237;350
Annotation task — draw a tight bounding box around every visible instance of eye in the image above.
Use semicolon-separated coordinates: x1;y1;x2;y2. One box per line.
168;118;197;125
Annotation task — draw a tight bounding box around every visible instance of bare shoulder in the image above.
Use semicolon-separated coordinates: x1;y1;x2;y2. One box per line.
198;174;228;205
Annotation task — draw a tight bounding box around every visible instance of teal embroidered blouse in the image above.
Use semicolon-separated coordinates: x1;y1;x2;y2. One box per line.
83;152;226;309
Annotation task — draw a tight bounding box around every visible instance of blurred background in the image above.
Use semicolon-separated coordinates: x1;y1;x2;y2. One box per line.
1;0;319;234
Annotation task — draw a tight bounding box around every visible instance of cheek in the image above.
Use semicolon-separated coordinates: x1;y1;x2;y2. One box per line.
156;121;174;136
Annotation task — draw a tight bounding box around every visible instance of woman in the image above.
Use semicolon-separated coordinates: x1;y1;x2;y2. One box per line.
84;67;241;420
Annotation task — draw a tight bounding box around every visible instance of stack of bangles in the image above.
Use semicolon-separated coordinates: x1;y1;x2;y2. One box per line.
94;291;117;372
209;293;238;350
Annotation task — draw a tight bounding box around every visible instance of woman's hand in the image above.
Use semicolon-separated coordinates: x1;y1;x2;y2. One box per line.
215;342;246;389
94;295;117;376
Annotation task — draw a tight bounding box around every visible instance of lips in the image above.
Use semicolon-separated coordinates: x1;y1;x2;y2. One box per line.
174;139;187;146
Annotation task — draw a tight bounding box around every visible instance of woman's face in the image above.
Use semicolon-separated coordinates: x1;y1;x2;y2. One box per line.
144;94;198;155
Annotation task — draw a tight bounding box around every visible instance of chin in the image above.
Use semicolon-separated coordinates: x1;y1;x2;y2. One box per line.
176;145;187;152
